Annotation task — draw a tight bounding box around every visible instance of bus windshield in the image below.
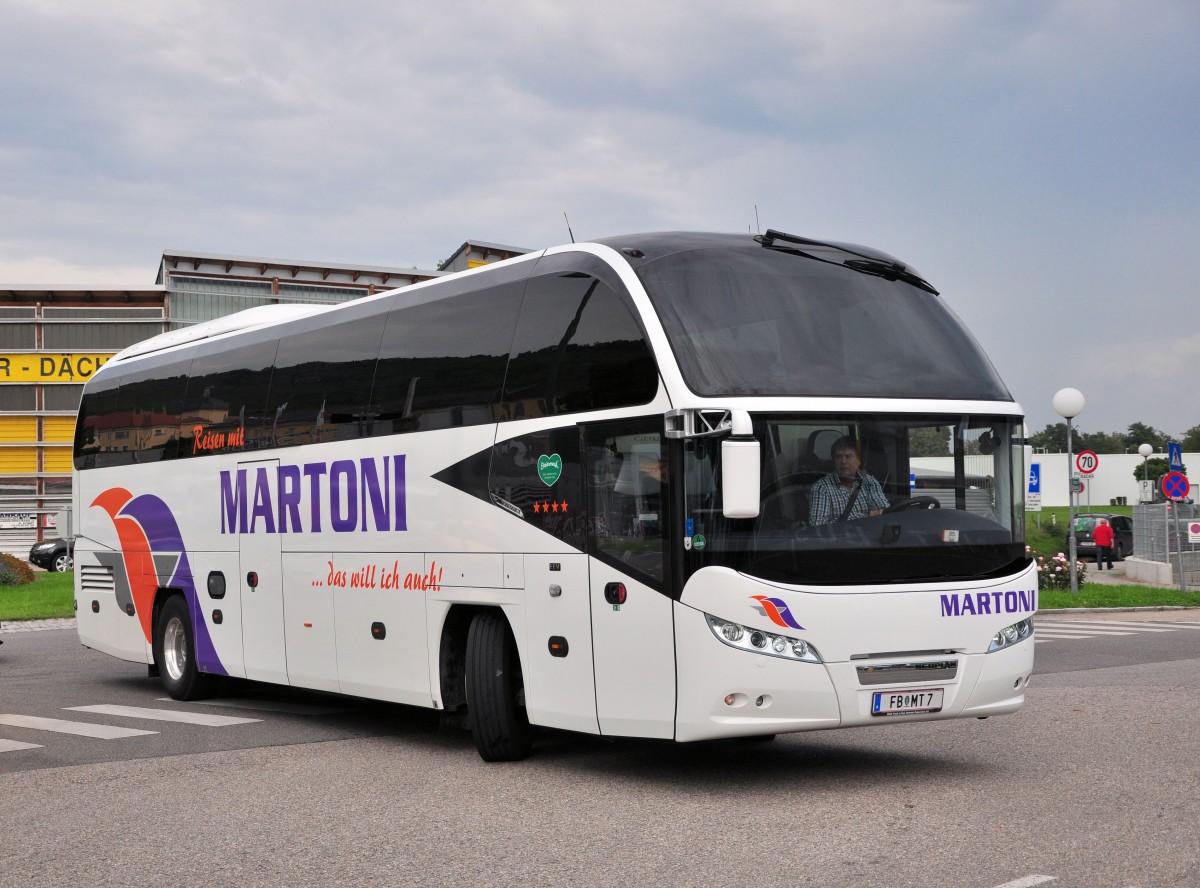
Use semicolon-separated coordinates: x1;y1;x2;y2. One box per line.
631;240;1010;400
681;414;1027;587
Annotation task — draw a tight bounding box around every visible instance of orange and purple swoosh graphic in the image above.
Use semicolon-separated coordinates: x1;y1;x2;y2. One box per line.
750;595;805;630
91;487;226;676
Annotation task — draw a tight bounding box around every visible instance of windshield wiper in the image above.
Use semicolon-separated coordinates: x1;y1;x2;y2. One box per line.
842;259;938;295
756;229;939;295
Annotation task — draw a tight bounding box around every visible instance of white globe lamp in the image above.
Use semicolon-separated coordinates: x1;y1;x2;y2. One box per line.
1053;388;1086;593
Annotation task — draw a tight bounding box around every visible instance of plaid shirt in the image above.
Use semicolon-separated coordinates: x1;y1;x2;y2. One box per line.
808;471;889;525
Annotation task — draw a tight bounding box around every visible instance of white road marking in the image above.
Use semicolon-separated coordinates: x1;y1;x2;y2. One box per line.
1035;619;1199;644
0;738;43;753
987;876;1056;888
1051;620;1194;631
66;704;260;726
0;714;156;739
161;697;350;715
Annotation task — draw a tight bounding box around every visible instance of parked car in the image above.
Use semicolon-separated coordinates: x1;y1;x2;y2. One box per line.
1068;513;1134;560
28;537;74;572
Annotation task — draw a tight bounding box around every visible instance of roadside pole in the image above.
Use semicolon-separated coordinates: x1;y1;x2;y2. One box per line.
1161;455;1190;593
1053;389;1085;595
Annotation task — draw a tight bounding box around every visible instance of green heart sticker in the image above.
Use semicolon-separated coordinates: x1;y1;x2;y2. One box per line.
538;453;563;486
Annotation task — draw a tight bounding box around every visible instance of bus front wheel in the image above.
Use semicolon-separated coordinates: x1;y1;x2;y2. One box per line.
154;595;214;701
465;610;532;762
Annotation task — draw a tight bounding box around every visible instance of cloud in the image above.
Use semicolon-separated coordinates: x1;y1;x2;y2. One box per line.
0;0;1197;434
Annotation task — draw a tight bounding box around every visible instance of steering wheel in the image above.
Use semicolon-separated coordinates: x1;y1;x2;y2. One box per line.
884;495;942;513
757;476;811;532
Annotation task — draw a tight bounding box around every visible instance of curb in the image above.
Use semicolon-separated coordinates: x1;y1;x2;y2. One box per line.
0;617;77;633
1037;605;1199;614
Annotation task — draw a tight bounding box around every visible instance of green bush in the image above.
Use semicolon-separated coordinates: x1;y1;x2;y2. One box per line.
1027;544;1088;590
0;553;36;586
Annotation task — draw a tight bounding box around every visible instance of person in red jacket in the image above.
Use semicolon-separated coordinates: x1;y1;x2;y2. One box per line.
1092;518;1115;570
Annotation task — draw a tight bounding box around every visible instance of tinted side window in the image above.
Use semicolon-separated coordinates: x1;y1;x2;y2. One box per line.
502;268;657;421
370;283;524;435
113;368;189;464
179;342;277;458
73;373;124;470
490;426;585;550
266;315;384;446
586;419;669;588
74;352;195;470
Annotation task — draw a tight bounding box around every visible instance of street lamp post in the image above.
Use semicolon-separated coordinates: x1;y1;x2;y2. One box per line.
1138;442;1153;503
1053;388;1086;594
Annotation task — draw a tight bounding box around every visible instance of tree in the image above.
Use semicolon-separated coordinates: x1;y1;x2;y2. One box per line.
1077;430;1124;454
1132;456;1188;491
1181;424;1200;451
1028;423;1067;452
909;425;951;457
1123;422;1169;453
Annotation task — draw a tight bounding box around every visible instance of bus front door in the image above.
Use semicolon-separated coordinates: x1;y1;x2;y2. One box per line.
586;421;676;739
238;459;288;685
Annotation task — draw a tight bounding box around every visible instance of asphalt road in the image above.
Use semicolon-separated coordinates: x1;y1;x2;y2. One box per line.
1;613;1197;888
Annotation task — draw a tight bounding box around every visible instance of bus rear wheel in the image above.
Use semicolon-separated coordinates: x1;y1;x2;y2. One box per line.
154;595;215;700
465;610;532;762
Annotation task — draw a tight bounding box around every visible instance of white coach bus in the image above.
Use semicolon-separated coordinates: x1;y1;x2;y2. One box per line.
72;230;1035;761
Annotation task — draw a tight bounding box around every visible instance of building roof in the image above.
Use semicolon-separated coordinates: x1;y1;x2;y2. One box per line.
157;250;445;290
439;239;533;271
0;287;165;306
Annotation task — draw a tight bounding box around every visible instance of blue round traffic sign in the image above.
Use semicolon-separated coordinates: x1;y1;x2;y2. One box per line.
1162;471;1190;500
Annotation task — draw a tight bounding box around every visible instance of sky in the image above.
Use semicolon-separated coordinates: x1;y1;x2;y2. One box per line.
2;0;1197;438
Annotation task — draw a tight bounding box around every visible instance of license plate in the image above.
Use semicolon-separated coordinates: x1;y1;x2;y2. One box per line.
871;688;944;716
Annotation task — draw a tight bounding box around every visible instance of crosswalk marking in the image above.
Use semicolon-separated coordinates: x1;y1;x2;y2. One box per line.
1035;619;1200;644
0;738;42;752
987;876;1056;888
0;714;157;739
1046;620;1195;631
168;697;351;716
66;704;261;726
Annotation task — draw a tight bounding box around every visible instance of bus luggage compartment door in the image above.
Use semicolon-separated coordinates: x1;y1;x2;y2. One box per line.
522;554;598;735
239;459;288;685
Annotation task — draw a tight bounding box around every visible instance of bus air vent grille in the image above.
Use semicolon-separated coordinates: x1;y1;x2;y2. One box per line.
80;563;115;593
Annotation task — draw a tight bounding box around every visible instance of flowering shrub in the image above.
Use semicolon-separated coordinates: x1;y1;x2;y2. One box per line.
0;553;35;586
1027;545;1087;590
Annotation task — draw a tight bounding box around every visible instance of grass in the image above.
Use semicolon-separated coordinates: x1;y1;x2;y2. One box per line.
0;570;75;621
1039;584;1199;610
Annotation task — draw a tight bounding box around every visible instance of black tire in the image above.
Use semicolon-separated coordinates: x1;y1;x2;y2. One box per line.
1115;543;1126;561
465;610;532;762
52;552;72;572
153;595;215;700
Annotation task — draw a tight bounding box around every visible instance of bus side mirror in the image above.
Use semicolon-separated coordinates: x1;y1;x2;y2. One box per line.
721;410;760;518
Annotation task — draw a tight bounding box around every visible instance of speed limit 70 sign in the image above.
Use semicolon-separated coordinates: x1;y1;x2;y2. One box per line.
1076;450;1099;475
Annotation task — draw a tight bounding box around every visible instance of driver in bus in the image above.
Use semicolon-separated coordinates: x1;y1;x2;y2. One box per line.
808;436;890;524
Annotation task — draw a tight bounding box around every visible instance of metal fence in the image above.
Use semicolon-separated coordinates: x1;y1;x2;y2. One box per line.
1133;503;1200;588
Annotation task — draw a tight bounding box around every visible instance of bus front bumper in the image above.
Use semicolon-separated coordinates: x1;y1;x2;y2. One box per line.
673;605;1033;742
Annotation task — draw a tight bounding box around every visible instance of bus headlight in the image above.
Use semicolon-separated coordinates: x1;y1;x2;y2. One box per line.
719;621;744;643
705;614;822;663
988;617;1033;653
